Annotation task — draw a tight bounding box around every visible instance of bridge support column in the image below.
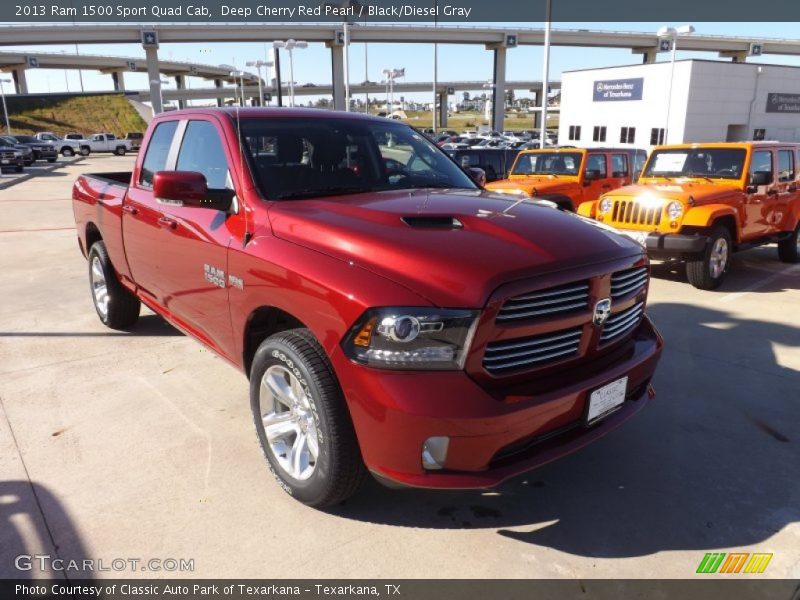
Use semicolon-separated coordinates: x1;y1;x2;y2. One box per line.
491;47;507;132
329;43;345;111
111;71;125;92
12;69;28;95
144;46;162;114
532;88;543;129
214;79;224;107
438;91;448;128
639;49;658;64
175;74;186;109
720;50;748;63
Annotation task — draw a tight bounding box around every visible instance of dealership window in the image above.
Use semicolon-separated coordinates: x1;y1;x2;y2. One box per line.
611;154;629;177
777;150;795;182
585;153;607;178
620;127;636;144
568;125;582;141
753;129;766;141
592;126;607;142
650;128;665;145
139;120;178;187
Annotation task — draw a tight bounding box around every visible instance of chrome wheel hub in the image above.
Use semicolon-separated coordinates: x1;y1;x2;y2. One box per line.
90;256;109;318
259;365;319;481
709;238;729;279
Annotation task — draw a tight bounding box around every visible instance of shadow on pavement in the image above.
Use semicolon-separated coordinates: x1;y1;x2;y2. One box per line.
0;315;181;338
330;302;799;560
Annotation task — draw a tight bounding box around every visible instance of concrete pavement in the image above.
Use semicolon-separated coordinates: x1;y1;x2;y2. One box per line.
1;156;798;579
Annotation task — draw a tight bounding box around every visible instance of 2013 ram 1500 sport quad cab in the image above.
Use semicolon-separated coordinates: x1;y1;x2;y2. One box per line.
73;108;663;507
580;142;800;289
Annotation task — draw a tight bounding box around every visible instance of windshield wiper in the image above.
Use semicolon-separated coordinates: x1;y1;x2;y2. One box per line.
275;186;372;200
687;173;714;183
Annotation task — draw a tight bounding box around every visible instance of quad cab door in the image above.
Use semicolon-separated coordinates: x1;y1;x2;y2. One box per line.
582;152;611;202
743;148;776;239
772;147;798;234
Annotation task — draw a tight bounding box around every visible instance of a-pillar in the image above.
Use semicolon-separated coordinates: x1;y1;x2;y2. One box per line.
174;74;186;109
144;46;162;114
12;69;28;95
111;71;125;92
214;79;224;108
438;91;448;128
491;46;507;132
328;42;345;111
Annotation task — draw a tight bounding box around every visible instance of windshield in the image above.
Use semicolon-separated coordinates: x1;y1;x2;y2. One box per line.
512;152;583;175
644;148;747;179
14;136;36;143
238;118;476;200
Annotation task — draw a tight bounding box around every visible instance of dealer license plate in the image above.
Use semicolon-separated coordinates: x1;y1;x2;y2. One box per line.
617;229;648;246
587;376;628;424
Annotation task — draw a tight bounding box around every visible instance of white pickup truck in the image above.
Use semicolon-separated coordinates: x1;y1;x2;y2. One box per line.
34;132;90;157
84;133;133;155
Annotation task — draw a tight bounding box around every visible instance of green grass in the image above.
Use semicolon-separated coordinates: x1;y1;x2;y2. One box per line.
377;110;559;131
7;95;147;137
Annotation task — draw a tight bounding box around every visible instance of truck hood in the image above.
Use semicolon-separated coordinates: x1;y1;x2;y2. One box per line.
487;175;579;196
267;189;643;307
609;179;742;204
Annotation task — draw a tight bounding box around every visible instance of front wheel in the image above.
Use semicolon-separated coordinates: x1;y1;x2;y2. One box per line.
250;329;367;508
80;146;90;156
47;157;56;163
777;222;800;263
62;147;75;157
14;165;22;173
686;225;732;290
87;241;140;329
115;147;127;156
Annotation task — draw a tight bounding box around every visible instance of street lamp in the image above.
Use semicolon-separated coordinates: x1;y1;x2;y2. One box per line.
0;78;11;135
246;60;273;106
657;24;695;144
381;68;404;118
149;78;169;113
273;40;307;107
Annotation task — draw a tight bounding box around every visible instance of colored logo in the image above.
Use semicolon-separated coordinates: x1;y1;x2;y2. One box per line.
696;552;773;574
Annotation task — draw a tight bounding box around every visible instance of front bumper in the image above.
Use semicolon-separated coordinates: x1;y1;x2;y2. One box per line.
645;233;708;255
33;149;58;160
333;316;663;489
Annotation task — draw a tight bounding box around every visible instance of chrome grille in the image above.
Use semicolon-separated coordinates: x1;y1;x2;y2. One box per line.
483;327;582;372
611;200;662;226
0;151;15;160
497;281;589;322
610;266;648;300
600;302;644;345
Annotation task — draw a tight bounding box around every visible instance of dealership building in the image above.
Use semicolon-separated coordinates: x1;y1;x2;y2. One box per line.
558;59;800;148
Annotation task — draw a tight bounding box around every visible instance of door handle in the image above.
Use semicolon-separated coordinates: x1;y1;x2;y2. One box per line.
122;205;138;215
158;216;178;229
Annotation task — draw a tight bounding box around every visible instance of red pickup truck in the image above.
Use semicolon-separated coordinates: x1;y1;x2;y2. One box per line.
72;108;663;507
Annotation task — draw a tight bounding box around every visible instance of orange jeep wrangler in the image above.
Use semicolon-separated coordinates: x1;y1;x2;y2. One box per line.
579;142;800;289
485;147;647;211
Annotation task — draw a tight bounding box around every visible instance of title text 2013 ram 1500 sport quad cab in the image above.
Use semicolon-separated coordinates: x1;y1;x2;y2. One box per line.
580;142;800;289
73;108;663;508
485;147;648;212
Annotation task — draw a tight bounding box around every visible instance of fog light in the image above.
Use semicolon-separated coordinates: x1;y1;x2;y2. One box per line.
421;436;450;470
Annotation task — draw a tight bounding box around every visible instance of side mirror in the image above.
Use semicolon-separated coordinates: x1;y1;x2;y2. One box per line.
584;169;601;182
748;170;772;187
466;167;486;187
153;171;233;211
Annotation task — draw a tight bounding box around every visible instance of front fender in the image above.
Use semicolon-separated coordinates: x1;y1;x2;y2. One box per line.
536;193;576;211
681;204;738;228
577;200;597;218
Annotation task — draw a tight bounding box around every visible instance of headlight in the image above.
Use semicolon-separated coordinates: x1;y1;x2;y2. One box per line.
667;201;683;219
599;197;613;214
343;307;479;370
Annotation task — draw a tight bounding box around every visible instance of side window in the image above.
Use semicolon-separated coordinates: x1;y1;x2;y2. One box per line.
611;153;629;177
777;149;795;182
592;126;607;143
749;150;773;179
176;120;230;190
633;150;647;178
568;125;581;141
620;127;636;144
585;154;607;178
139;120;178;188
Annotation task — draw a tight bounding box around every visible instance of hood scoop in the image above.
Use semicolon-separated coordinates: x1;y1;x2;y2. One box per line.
401;215;463;230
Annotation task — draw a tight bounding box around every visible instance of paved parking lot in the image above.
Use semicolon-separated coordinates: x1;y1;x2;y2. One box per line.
0;155;84;189
1;155;798;579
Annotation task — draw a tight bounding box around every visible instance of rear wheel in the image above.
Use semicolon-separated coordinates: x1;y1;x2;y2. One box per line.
62;147;75;157
250;329;367;508
46;157;56;163
88;241;140;330
80;146;90;156
686;225;732;290
777;222;800;263
115;146;127;156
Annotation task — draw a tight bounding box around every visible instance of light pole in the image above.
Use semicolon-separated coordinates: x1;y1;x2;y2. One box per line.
149;78;169;112
540;0;552;148
657;24;695;144
246;60;273;106
381;68;404;118
230;71;246;106
482;81;495;124
0;78;10;135
273;40;307;107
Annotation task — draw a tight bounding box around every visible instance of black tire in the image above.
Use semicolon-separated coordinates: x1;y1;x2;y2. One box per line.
115;146;127;156
87;241;140;330
80;146;91;156
777;222;800;263
14;165;22;173
686;225;732;290
250;329;367;508
47;157;56;163
62;147;75;157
